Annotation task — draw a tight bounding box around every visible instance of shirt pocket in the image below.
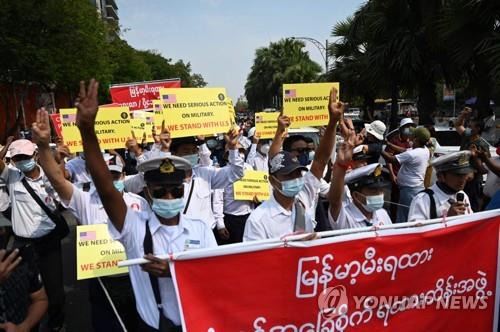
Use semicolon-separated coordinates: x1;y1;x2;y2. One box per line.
13;188;33;203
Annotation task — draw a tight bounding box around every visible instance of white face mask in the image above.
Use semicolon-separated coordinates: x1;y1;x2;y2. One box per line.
259;144;270;155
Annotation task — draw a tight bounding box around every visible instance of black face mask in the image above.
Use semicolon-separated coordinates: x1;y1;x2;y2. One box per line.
297;152;310;166
437;181;458;195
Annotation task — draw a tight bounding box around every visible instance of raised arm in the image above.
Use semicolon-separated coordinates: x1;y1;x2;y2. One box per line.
310;87;342;180
0;136;14;174
75;79;127;231
380;149;400;165
328;129;356;221
454;107;471;136
209;129;244;189
269;114;290;159
32;109;74;202
246;134;259;169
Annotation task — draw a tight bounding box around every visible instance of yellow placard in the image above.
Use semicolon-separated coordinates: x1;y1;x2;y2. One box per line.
131;110;154;143
255;112;279;139
233;170;270;201
76;224;128;280
153;100;164;134
60;107;132;153
283;83;339;128
159;87;231;138
227;98;236;125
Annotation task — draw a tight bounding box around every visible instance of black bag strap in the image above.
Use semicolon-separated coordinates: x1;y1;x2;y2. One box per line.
182;179;195;215
21;177;61;224
421;188;437;219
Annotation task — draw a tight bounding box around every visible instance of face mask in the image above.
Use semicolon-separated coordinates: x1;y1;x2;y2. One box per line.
113;180;124;193
276;177;305;197
464;128;472;137
16;158;36;173
151;198;185;219
401;128;411;136
308;151;315;162
362;194;384;212
183;154;199;167
259;144;270;155
206;139;218;149
297;152;310;166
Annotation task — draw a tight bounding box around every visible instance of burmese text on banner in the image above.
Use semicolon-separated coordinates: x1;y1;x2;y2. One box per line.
110;79;181;111
158;87;231;138
170;210;500;331
283;82;340;128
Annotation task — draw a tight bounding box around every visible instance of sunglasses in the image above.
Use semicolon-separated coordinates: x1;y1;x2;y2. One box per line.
147;184;185;199
291;148;312;154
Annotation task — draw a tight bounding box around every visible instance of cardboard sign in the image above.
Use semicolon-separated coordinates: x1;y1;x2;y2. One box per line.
233;170;270;201
110;79;181;111
60;107;132;153
255;112;279;139
158;87;232;138
76;224;128;280
283;83;339;128
131;110;154;143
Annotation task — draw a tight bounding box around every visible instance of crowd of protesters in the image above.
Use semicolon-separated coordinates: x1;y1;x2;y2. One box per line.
0;79;498;331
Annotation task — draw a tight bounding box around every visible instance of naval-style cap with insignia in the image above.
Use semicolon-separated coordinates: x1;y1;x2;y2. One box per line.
137;155;191;185
268;151;308;176
431;151;475;174
345;163;389;190
105;154;124;173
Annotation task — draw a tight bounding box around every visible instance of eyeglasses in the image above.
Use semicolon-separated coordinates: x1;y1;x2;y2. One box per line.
148;184;185;199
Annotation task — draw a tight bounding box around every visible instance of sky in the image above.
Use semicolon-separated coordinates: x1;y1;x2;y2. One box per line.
117;0;365;101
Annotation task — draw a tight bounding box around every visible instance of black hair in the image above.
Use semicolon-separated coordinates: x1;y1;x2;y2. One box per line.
170;137;197;154
303;137;314;144
283;135;307;152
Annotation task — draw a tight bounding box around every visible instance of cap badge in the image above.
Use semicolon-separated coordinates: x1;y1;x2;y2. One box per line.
374;165;382;177
160;160;175;174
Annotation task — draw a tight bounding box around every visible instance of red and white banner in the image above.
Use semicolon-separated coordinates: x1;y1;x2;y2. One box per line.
49;113;62;137
109;79;181;111
170;211;500;331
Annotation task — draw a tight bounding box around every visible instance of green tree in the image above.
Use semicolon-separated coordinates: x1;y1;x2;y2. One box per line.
245;38;322;110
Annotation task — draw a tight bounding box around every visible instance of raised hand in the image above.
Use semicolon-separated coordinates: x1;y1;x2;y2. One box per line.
75;79;99;132
159;120;171;151
224;126;239;150
277;114;291;134
328;87;344;124
252;133;260;144
32;108;52;148
126;130;142;155
336;127;356;164
152;125;160;144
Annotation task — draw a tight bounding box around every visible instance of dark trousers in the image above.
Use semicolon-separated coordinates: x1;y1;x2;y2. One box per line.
138;317;182;332
35;239;66;332
215;213;249;245
88;276;139;332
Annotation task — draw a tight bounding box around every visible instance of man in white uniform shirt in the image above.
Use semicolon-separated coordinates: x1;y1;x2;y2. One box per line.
0;138;67;331
329;129;392;230
243;87;342;241
408;151;474;221
246;134;270;172
75;79;217;331
31;108;141;331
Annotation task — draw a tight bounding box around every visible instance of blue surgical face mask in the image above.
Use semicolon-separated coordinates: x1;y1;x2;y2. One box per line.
276;176;305;197
464;128;472;137
362;194;384;212
297;152;310;166
151;198;185;219
113;180;124;193
16;158;36;173
183;154;199;167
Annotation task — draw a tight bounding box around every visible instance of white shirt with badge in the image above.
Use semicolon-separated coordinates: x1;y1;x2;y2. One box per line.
243;171;320;241
107;202;217;328
328;200;392;230
395;146;430;187
408;183;472;221
61;184;149;225
0;165;59;238
246;144;268;173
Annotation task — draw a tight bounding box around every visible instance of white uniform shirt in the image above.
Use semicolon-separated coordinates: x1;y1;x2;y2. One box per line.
328;201;392;230
408;183;472;221
65;157;92;185
212;189;225;230
108;204;217;328
243;171;321;241
182;150;244;229
1;166;58;238
395;147;430;187
61;184;149;225
246;144;268;172
0;177;10;213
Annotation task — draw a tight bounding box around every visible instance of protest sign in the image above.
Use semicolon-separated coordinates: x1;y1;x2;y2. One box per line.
110;79;181;111
233;170;270;201
158;87;231;138
227;98;236;125
255;112;279;139
49;114;62;137
60;107;132;153
170;210;500;331
153;100;164;134
283;82;339;128
76;224;128;280
131;110;155;143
